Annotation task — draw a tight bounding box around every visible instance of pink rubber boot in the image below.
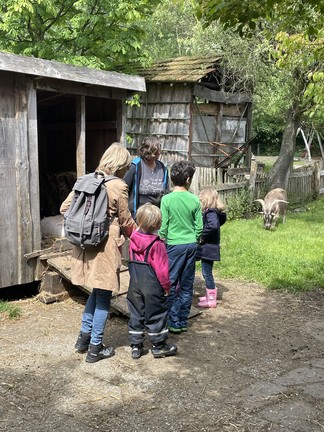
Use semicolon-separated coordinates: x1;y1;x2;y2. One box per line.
198;288;217;308
198;287;207;302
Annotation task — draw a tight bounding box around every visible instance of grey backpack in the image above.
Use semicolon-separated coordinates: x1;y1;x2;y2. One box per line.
63;172;116;248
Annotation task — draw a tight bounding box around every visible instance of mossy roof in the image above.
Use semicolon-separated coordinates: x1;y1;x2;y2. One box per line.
137;55;223;83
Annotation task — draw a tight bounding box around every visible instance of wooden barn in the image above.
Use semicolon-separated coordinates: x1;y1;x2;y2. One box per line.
126;56;253;168
0;52;145;290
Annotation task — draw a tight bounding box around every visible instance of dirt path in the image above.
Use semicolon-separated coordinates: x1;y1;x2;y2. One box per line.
1;279;323;432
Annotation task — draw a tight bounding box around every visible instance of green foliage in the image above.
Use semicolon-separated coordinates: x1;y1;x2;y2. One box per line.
0;0;160;70
0;300;22;319
274;31;324;122
218;197;324;291
226;188;256;220
192;0;324;184
140;0;196;59
126;93;141;107
194;0;324;38
192;1;324;124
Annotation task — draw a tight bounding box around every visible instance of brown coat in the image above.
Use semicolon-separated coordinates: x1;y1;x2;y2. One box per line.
60;177;136;293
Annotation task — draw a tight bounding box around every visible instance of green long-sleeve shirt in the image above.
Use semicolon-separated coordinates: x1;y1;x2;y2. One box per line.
159;190;203;245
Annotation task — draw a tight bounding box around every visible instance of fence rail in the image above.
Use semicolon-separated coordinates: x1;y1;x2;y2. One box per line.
190;160;324;204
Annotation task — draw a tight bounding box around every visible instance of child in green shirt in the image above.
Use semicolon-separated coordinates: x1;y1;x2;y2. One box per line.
159;160;203;333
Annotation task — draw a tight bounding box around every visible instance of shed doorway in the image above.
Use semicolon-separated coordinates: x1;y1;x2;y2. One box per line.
37;91;118;218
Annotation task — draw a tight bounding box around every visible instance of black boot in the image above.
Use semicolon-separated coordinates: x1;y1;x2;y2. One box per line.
86;343;115;363
151;342;177;358
74;332;91;353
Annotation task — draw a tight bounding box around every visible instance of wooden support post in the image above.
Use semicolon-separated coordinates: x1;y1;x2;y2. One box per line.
116;99;126;144
245;103;253;168
216;168;223;184
249;160;258;199
76;95;86;177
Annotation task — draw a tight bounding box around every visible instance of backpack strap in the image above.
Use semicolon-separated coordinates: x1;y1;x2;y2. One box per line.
131;157;141;216
161;161;168;189
130;237;158;263
101;173;118;220
144;238;158;262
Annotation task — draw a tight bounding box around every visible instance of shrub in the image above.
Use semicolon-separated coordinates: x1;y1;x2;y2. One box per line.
226;187;258;220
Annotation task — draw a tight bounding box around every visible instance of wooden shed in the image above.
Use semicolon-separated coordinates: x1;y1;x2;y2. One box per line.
126;56;253;168
0;52;145;290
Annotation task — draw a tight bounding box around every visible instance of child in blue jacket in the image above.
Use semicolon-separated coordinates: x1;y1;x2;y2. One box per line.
196;188;227;308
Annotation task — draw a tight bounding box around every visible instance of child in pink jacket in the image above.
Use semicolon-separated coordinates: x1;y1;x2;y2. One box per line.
127;203;177;360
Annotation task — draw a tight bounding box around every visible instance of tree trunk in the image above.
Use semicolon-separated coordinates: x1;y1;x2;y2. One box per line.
267;102;302;191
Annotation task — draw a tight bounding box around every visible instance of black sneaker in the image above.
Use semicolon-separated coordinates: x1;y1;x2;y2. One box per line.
151;343;177;358
131;344;144;360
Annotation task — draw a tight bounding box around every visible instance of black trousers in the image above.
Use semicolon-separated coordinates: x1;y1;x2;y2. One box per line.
127;260;168;346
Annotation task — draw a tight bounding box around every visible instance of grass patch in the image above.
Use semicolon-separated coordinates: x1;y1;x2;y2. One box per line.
203;197;324;292
0;300;22;319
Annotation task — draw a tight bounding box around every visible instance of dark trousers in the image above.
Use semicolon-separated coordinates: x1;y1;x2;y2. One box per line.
166;243;197;329
127;260;168;346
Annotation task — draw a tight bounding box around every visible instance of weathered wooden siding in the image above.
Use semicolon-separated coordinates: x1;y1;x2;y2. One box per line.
0;72;38;288
127;82;252;168
126;83;192;163
287;165;316;198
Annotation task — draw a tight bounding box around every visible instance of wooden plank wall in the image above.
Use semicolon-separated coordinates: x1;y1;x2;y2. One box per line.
287;166;315;198
0;72;19;287
0;73;36;287
126;84;252;168
126;83;192;163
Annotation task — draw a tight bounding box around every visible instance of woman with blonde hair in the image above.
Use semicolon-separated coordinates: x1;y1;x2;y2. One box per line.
196;188;227;308
60;143;137;363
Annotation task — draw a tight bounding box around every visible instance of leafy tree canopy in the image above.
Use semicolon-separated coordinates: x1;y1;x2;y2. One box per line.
0;0;160;70
194;0;324;125
194;0;324;37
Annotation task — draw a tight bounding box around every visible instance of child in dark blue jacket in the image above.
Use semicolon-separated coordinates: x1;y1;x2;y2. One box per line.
196;188;227;308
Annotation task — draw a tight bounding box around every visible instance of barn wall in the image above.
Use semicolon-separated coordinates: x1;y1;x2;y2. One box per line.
192;101;250;167
0;72;37;288
126;83;192;165
127;82;252;168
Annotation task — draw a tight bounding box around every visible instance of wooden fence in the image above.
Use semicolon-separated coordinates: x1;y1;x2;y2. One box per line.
190;159;324;204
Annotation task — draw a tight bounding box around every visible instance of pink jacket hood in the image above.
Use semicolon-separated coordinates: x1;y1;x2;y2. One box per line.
129;230;159;254
129;230;170;292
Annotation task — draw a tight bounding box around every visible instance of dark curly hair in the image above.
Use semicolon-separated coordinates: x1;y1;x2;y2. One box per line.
170;160;196;186
138;137;161;162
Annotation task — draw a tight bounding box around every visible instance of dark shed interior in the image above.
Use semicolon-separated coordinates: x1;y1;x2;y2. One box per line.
37;91;118;217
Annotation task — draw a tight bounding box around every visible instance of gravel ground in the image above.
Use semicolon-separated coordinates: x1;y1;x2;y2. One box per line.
1;279;324;432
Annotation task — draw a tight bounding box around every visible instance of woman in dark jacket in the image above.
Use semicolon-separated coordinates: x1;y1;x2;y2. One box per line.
196;188;227;308
124;136;169;220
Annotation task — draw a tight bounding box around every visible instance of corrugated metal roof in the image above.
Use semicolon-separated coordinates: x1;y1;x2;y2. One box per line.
137;56;223;83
